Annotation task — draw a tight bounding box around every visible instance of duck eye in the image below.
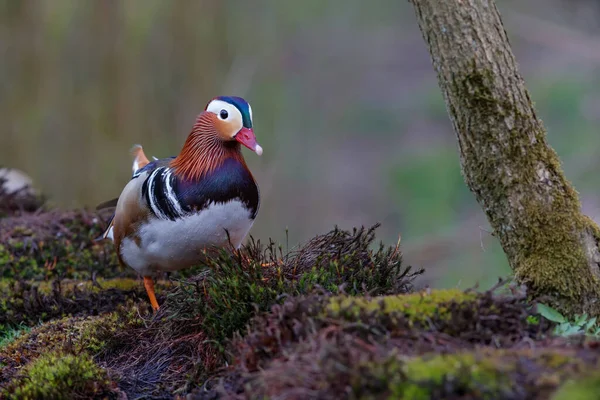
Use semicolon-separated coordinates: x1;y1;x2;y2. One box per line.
219;110;229;119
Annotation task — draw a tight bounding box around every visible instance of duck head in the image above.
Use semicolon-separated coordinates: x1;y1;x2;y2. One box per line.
205;96;263;156
171;96;263;181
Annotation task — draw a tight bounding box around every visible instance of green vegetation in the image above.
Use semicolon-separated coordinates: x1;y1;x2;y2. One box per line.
1;204;596;399
169;225;419;346
392;352;504;399
5;352;113;400
552;374;600;400
1;201;599;399
0;324;30;349
197;285;591;399
0;209;125;281
0;302;144;393
1;208;423;398
0;276;150;337
327;288;476;325
537;303;600;337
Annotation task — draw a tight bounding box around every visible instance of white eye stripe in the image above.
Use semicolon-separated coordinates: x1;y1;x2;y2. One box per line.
248;104;253;123
206;100;241;121
205;99;243;137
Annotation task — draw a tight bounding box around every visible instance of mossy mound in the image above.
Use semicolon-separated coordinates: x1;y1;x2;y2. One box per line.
4;352;116;399
188;285;599;399
7;217;598;399
89;224;420;399
228;285;549;375
231;345;598;400
0;301;144;395
0;209;127;280
169;224;420;345
552;373;600;400
0;277;160;335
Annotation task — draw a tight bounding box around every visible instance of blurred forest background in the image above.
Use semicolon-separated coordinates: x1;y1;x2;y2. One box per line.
1;0;599;290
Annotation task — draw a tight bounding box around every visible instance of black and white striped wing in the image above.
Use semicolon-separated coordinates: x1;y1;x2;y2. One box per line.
141;167;187;221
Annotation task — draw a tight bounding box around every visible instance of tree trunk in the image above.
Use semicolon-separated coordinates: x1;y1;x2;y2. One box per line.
409;0;600;314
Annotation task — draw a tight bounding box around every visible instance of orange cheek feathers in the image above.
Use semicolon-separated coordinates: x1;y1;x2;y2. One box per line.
213;119;236;140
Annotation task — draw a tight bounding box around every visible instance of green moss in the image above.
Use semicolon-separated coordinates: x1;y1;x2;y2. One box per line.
219;282;574;400
0;275;150;332
6;352;112;400
77;302;144;354
183;254;279;346
0;324;30;349
168;225;419;348
0;301;144;386
0;317;74;361
34;277;148;295
390;352;504;400
0;209;126;281
514;197;596;304
552;374;600;400
457;66;502;116
0;277;148;298
1;225;420;398
0;244;11;266
225;326;588;400
18;304;139;352
327;289;477;325
351;349;580;400
511;201;600;317
448;60;600;316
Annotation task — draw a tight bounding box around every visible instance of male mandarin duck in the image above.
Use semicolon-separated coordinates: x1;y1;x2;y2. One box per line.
98;96;262;311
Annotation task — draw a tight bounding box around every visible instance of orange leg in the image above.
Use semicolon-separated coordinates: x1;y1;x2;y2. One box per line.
143;276;160;311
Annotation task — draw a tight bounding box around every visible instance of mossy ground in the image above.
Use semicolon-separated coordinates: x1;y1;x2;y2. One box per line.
5;351;115;399
1;200;599;399
195;287;598;399
0;208;126;281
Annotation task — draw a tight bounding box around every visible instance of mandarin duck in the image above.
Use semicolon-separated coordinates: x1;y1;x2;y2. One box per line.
97;96;262;311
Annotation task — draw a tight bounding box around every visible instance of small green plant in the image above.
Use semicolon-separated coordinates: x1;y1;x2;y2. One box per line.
0;323;31;349
168;225;421;347
537;303;600;337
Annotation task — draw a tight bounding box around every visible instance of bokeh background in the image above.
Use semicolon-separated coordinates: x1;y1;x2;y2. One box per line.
1;0;599;290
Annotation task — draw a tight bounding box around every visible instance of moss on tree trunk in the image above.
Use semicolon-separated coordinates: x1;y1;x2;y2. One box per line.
409;0;600;314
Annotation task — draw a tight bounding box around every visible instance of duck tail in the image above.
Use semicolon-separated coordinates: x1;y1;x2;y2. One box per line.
130;144;151;174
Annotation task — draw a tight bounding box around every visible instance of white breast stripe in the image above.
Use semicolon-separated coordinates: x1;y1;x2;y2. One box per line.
164;169;186;217
147;168;169;220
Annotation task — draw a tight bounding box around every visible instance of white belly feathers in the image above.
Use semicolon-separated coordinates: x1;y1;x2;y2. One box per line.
120;199;255;276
